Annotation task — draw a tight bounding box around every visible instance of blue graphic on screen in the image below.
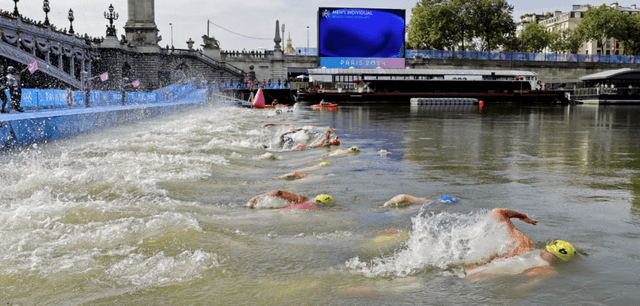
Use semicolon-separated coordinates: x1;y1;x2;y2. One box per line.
318;8;405;58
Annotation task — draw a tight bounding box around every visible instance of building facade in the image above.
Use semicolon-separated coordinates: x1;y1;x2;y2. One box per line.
537;3;640;55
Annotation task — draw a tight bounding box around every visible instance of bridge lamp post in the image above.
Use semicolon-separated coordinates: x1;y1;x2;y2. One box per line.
104;4;119;37
306;26;309;55
68;9;75;34
43;0;50;26
12;0;19;17
170;23;174;48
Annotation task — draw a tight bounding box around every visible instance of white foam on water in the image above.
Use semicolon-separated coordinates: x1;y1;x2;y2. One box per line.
0;106;264;290
248;196;291;209
345;210;512;278
105;249;221;287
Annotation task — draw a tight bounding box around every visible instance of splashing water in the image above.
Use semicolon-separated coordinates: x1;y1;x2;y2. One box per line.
346;209;512;278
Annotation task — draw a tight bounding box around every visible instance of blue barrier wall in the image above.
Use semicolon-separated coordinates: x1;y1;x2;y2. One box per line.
406;50;640;64
6;82;205;110
0;89;206;147
0;82;220;148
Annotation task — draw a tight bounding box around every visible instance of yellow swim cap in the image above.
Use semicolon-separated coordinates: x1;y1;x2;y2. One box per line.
314;194;335;205
349;146;360;153
319;162;331;167
546;240;577;261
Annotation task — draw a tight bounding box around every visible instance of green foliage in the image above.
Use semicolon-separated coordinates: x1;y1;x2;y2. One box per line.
575;5;614;54
608;9;640;55
519;22;550;52
549;27;583;54
407;0;516;51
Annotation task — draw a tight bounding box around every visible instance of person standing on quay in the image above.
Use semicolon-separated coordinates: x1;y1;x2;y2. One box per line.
0;66;8;113
84;76;92;108
6;66;23;112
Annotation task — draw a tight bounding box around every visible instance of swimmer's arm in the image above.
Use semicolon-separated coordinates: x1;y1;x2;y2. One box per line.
273;172;308;180
326;127;338;139
384;194;428;207
492;209;538;226
517;266;556;290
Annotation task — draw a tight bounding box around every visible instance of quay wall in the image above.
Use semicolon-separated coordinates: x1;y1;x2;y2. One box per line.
406;58;640;85
223;54;640;85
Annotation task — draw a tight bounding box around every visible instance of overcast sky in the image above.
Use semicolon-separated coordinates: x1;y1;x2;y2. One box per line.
11;0;636;51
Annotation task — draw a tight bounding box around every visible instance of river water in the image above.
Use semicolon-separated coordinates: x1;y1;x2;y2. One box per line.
1;101;640;305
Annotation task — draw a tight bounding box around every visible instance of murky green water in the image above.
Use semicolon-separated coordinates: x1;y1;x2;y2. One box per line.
1;102;640;305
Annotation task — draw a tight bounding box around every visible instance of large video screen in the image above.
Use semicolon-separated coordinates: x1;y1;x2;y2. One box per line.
318;7;406;68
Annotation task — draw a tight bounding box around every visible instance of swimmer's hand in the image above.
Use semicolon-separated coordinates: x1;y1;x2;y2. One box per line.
521;216;538;226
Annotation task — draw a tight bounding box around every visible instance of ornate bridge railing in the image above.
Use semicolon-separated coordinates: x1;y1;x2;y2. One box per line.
0;14;95;89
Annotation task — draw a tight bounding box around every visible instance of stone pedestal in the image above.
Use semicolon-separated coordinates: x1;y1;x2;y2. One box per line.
203;48;221;60
100;36;121;49
124;0;161;53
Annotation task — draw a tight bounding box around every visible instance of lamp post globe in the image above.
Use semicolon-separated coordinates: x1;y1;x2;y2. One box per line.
43;0;50;26
68;9;75;34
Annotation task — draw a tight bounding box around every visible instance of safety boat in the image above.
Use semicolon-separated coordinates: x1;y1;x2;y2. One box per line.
310;103;338;108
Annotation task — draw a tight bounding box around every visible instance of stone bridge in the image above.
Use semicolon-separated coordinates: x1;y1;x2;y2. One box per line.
0;14;93;89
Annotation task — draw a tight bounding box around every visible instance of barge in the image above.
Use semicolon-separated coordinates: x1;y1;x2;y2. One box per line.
570;68;640;105
296;68;564;103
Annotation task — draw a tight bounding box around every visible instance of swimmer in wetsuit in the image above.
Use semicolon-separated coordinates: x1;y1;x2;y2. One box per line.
273;171;308;180
465;208;577;283
247;190;334;210
310;127;340;148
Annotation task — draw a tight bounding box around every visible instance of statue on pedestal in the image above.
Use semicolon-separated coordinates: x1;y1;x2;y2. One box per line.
202;35;220;49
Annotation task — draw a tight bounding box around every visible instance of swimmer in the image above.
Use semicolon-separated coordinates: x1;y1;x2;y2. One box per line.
383;194;459;211
282;194;335;211
324;146;360;157
247;190;307;209
311;127;340;148
465;208;577;282
383;194;428;208
259;153;277;160
248;191;335;210
273;172;308;180
262;123;295;127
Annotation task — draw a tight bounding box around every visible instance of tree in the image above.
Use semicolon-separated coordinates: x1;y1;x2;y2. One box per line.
407;0;458;50
470;0;516;51
519;22;550;52
406;0;516;51
608;9;640;55
548;27;582;54
575;5;615;55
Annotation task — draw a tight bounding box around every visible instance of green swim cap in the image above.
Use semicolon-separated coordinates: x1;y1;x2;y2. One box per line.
319;162;331;167
349;146;360;153
314;194;334;205
546;240;577;261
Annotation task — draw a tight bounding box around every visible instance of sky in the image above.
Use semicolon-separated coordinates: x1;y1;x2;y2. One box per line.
10;0;639;51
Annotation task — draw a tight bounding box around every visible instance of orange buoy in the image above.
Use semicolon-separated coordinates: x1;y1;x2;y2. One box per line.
479;100;484;107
